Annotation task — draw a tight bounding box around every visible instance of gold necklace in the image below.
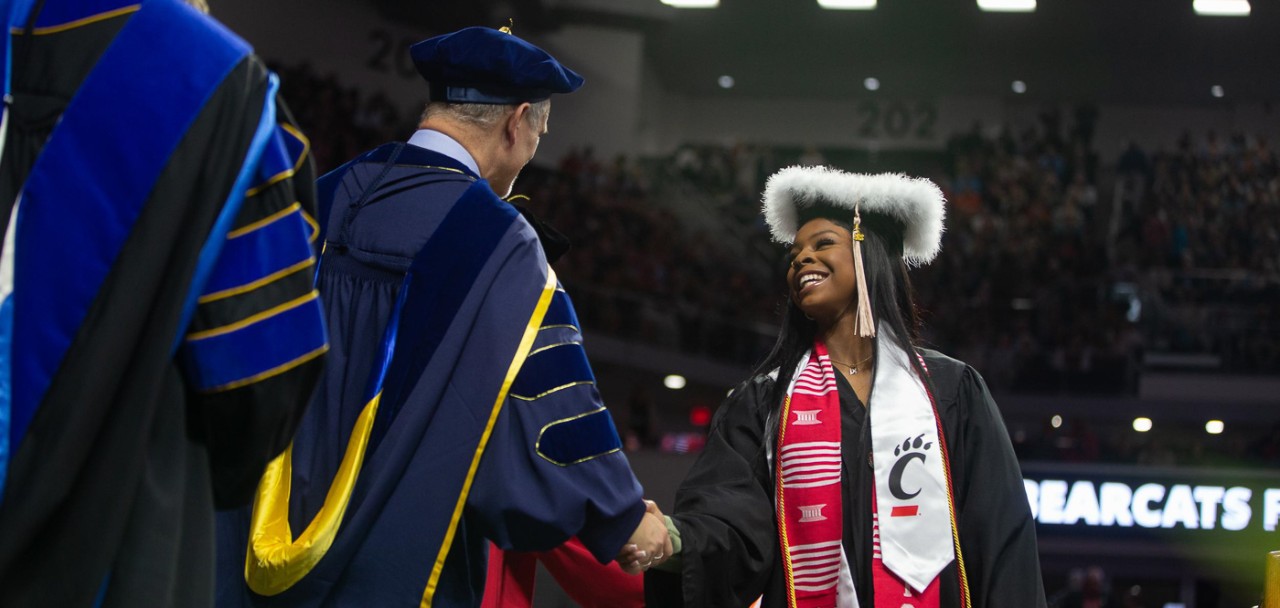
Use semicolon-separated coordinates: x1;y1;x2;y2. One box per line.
827;354;873;375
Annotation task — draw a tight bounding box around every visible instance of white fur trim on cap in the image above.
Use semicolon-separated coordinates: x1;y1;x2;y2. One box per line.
761;165;946;265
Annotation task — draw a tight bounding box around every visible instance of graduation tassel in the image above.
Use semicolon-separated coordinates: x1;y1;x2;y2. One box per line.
852;206;876;337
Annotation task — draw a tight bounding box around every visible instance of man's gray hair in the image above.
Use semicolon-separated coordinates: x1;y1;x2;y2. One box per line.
421;99;550;130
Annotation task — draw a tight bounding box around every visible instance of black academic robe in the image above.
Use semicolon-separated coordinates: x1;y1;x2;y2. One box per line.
0;2;323;606
647;349;1047;608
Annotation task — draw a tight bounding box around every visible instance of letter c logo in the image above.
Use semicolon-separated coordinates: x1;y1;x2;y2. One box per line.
889;452;926;500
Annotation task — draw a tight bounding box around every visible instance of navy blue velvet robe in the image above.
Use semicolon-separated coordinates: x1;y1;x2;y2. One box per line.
218;143;645;607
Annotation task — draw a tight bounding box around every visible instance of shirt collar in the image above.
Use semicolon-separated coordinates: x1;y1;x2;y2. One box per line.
407;129;481;177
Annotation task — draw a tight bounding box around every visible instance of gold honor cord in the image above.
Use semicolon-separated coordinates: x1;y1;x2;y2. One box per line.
774;395;799;608
933;402;972;607
420;266;559;607
244;390;383;595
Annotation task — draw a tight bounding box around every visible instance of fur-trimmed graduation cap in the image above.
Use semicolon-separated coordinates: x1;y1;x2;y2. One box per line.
762;165;946;265
410;26;584;105
761;165;947;336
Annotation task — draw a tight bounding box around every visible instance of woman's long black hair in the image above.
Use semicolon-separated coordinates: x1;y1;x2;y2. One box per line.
752;205;927;441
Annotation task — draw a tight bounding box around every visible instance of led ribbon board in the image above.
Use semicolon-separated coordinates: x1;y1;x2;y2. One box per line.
1022;463;1280;539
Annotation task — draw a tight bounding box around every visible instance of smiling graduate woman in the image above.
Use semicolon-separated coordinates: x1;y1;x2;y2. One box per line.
643;166;1048;608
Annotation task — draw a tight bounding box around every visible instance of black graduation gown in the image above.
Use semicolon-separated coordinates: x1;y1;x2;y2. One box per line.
646;349;1047;608
0;4;323;606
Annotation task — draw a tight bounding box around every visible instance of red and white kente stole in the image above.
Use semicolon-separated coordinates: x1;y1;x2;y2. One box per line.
777;338;966;608
776;342;843;608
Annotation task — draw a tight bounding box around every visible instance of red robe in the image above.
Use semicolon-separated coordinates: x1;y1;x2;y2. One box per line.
482;537;644;608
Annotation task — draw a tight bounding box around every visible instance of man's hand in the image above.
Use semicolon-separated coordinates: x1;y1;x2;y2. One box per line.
616;502;673;575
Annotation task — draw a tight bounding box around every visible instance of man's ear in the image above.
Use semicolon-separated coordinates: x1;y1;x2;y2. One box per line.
506;103;532;145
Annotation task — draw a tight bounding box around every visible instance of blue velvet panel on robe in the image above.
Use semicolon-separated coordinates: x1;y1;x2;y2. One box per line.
7;0;250;459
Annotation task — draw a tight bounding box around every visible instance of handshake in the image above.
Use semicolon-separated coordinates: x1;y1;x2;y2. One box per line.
615;500;673;575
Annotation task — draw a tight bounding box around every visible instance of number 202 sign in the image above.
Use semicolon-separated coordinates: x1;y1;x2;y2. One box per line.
853;100;940;143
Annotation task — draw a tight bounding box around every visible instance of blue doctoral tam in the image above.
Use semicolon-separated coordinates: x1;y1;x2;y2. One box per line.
410;26;585;105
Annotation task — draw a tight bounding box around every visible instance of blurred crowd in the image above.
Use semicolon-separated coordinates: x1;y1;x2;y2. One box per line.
270;61;1278;382
516;151;780;366
274;62;1278;467
920;110;1132;395
1111;131;1280;371
582;109;1147;395
1008;416;1280;470
635;109;1280;389
270;61;416;173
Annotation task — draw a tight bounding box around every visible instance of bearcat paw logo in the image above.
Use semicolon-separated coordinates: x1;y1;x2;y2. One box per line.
893;433;932;457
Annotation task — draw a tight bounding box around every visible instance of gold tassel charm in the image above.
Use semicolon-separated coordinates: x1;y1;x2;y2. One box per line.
852;207;876;337
499;18;514;34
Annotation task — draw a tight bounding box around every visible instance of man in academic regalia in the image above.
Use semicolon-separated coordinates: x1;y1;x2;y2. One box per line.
0;0;327;606
215;25;669;608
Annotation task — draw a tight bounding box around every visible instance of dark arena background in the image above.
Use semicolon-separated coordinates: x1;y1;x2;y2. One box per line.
216;1;1279;605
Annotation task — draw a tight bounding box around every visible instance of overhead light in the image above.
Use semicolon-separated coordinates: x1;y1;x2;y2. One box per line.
1193;0;1250;16
664;374;687;390
863;77;880;91
718;75;735;89
1206;420;1225;434
1050;414;1062;429
1211;84;1225;98
1011;80;1027;94
819;0;876;8
977;0;1035;12
661;0;718;7
1133;417;1153;433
